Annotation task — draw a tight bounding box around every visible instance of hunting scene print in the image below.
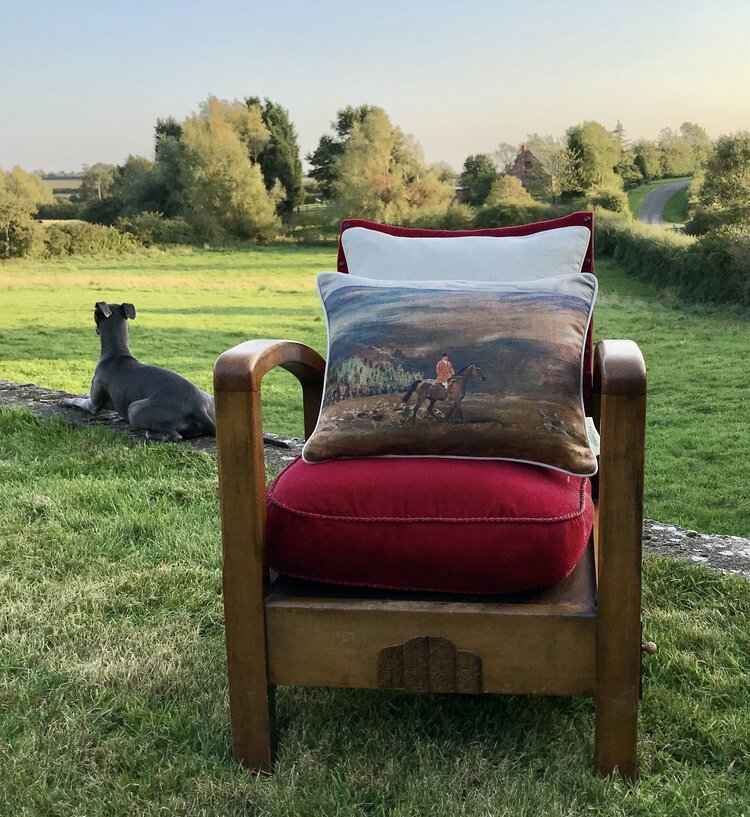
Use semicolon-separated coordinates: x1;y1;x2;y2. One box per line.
303;273;598;475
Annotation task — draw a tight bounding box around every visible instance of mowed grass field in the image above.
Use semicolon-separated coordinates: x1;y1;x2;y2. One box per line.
1;247;750;815
1;245;748;536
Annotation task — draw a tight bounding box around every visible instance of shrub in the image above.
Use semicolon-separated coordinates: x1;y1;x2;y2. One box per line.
41;222;141;257
590;188;630;215
682;225;750;305
116;212;195;246
0;213;42;259
595;213;750;307
473;202;554;229
407;202;476;230
595;213;692;289
484;175;535;207
35;200;85;220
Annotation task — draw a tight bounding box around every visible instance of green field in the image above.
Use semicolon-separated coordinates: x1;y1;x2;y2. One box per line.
2;247;750;814
662;185;689;224
1;246;748;536
627;177;691;220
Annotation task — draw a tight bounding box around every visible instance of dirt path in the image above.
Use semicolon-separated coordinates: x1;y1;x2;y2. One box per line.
638;180;690;224
2;379;749;579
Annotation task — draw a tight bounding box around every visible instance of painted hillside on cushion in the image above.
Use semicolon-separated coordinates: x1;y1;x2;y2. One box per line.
305;273;597;475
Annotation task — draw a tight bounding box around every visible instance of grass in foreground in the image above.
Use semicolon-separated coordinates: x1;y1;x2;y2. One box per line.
1;410;749;816
2;246;749;536
627;177;691;220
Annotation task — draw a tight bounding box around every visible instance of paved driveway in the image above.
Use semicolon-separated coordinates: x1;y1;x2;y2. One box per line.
638;180;689;224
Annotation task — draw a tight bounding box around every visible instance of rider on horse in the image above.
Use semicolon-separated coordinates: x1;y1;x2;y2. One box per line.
436;353;454;389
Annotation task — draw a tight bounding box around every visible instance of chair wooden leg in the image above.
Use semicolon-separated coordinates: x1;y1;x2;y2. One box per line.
215;387;276;770
226;653;276;771
594;647;639;780
593;376;646;781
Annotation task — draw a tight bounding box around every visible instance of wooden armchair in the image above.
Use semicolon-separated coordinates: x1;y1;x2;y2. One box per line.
214;220;647;780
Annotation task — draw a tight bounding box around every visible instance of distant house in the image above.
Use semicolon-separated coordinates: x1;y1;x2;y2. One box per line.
507;144;536;180
507;144;557;195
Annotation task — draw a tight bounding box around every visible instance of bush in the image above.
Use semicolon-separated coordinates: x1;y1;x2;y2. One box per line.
35;200;85;220
80;197;123;226
590;188;630;215
407;202;476;230
0;213;42;259
41;222;142;257
473;202;554;229
484;175;535;207
595;213;750;307
116;212;195;246
682;225;750;305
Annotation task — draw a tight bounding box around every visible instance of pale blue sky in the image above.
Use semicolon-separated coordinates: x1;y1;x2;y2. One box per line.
3;0;749;172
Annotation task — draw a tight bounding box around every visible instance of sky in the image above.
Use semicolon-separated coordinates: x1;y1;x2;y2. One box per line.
3;0;750;173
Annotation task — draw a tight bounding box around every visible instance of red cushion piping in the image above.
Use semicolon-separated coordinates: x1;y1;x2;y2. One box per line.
266;475;587;525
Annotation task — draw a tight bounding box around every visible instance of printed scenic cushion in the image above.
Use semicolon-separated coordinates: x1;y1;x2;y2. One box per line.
303;272;598;476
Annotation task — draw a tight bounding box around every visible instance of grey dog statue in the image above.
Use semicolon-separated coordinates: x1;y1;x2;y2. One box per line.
61;302;215;441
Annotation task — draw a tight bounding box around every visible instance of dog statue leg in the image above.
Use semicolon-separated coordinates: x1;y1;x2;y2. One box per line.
60;379;111;415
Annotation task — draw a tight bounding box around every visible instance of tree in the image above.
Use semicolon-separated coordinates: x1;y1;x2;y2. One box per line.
331;107;453;222
686;132;750;234
494;142;518;173
616;149;643;188
679;122;712;169
459;154;499;205
611;120;627;146
307;105;372;199
566;121;623;193
79;163;116;202
153;117;186;218
0;167;51;257
657;128;695;177
178;99;280;240
431;162;458;185
484;174;535;206
245;97;304;218
632;139;661;181
108;155;163;217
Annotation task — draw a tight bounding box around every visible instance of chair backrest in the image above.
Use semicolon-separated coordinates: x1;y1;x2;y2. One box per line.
335;211;595;411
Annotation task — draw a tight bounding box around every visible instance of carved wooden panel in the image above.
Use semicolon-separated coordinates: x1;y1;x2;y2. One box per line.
377;636;482;694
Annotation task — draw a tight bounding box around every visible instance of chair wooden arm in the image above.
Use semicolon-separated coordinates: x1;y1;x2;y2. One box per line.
214;339;326;436
592;339;647;780
213;339;325;769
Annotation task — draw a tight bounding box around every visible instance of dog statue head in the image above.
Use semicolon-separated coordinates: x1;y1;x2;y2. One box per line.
94;302;136;335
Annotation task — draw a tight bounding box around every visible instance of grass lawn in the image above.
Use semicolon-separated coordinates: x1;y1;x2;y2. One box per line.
662;186;689;225
1;246;749;537
627;178;691;220
2;248;750;813
1;409;749;815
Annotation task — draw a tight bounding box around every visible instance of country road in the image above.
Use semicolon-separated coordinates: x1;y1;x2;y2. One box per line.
638;179;690;224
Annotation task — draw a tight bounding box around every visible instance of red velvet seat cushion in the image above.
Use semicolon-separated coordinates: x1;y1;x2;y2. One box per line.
266;457;593;594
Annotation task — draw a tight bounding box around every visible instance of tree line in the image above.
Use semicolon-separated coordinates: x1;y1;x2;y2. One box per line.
1;96;749;259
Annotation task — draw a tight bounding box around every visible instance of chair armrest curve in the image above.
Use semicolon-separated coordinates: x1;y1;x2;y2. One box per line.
594;340;646;397
214;339;326;393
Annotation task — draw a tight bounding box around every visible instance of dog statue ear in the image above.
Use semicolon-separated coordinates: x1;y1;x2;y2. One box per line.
95;302;112;318
122;304;136;320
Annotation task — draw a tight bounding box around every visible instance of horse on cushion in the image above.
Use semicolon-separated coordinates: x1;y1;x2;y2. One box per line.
402;363;486;422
